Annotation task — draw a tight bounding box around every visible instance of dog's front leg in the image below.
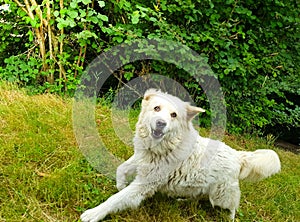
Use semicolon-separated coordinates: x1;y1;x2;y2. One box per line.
116;155;138;190
81;181;152;222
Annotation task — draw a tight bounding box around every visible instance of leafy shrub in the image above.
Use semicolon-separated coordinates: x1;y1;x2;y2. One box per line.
0;0;299;136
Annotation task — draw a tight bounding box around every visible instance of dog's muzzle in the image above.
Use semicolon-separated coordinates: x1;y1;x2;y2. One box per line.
151;119;167;139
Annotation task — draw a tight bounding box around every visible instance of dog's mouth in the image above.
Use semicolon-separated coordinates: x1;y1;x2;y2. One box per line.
151;128;165;139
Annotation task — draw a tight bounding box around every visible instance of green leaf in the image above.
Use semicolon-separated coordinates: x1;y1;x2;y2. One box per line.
98;14;108;22
68;10;78;19
70;1;77;9
20;63;28;71
98;0;105;7
81;0;92;5
27;30;34;42
149;17;157;22
60;9;68;15
68;19;77;27
30;19;39;28
131;11;140;24
58;34;66;42
53;10;59;17
49;18;55;26
113;36;123;43
56;18;67;29
57;23;64;29
79;9;86;17
76;30;98;40
124;72;133;81
89;16;98;23
18;9;27;17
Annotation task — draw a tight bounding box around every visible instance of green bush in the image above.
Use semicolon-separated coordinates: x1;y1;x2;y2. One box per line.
0;0;299;134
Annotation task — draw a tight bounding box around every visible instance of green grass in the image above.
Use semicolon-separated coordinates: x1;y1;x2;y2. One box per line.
0;82;299;221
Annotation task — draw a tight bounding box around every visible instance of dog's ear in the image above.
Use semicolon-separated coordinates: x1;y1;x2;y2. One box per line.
187;105;205;120
143;88;159;101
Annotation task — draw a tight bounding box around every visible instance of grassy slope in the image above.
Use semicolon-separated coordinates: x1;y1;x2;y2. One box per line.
0;83;299;222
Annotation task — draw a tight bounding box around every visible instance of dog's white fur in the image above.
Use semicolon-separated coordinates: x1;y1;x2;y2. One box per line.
81;89;281;222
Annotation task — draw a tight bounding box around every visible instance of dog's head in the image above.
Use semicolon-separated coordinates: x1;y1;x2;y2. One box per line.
136;89;205;141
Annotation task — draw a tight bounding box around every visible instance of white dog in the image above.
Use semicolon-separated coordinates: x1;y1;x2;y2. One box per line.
81;89;281;222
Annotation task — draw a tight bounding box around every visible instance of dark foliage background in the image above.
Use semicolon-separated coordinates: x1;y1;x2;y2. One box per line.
0;0;299;141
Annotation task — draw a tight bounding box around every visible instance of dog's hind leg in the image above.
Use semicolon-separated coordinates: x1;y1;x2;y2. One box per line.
229;208;236;221
208;181;240;220
116;155;138;190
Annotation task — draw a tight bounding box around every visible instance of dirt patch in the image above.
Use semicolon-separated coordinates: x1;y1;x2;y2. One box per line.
275;140;300;154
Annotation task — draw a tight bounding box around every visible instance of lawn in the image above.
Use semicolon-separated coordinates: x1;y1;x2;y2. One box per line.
0;83;299;221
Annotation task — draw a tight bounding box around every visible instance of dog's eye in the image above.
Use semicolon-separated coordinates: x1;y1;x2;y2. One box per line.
154;106;161;112
170;112;177;118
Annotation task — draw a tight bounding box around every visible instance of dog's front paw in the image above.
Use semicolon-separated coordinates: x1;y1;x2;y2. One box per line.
80;207;106;222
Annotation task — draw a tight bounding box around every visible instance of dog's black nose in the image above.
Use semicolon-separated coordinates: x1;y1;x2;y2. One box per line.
156;119;167;128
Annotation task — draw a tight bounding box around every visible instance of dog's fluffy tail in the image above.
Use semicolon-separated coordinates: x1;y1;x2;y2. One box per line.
238;149;281;182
